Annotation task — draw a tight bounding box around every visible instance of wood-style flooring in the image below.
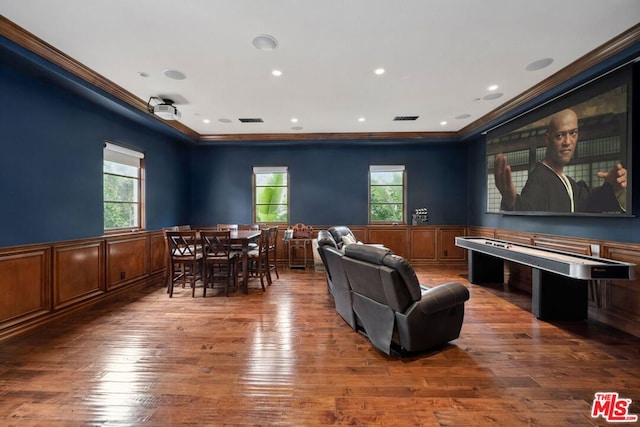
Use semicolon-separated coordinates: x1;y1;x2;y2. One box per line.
0;266;639;426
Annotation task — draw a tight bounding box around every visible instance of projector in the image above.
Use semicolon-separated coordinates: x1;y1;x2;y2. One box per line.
153;103;181;120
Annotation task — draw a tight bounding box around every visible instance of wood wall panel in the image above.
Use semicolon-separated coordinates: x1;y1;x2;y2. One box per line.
466;226;495;238
149;232;167;274
106;235;149;290
53;241;104;309
0;246;51;328
532;235;592;255
409;227;436;261
594;244;640;337
438;227;466;260
0;232;164;343
367;227;407;257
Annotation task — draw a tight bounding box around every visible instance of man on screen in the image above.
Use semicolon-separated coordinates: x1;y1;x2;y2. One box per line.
494;108;627;213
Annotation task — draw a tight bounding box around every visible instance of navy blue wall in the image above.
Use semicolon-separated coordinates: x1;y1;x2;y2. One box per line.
0;41;191;247
188;142;468;227
2;34;639;248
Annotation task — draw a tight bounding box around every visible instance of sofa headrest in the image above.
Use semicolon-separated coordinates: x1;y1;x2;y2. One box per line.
328;226;355;247
345;244;421;301
345;244;392;264
317;230;338;249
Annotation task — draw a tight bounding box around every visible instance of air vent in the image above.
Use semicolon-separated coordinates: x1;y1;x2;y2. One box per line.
239;118;264;123
393;115;419;121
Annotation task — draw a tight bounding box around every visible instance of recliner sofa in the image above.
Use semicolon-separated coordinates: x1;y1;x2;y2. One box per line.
316;226;470;356
316;230;357;329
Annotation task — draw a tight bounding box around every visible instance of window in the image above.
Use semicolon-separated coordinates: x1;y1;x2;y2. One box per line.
369;165;405;223
253;166;289;223
103;142;144;230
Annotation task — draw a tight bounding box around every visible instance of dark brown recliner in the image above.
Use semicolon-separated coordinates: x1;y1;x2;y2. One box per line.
327;226;357;250
342;244;470;356
316;230;357;329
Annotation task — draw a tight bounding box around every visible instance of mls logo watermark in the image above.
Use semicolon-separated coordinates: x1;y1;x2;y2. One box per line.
591;392;638;423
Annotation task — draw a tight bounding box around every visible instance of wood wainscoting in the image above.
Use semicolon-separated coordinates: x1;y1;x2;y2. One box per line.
280;225;468;269
0;231;166;343
468;226;640;338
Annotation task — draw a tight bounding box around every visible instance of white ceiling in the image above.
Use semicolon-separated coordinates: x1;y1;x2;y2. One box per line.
1;1;639;137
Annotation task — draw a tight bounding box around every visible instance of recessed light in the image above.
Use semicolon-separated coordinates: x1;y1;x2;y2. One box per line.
291;117;298;123
358;117;366;122
440;121;447;126
526;57;554;71
291;126;303;131
252;34;278;51
137;71;149;78
488;84;499;91
203;119;210;124
272;69;282;77
163;69;186;80
218;118;232;123
455;114;471;119
374;68;385;75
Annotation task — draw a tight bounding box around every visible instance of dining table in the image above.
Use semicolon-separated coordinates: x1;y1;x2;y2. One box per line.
228;229;262;293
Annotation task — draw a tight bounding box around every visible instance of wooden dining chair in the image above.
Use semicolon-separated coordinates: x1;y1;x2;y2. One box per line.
238;224;260;231
266;226;279;282
166;230;202;297
217;224;238;231
201;230;238;297
163;226;179;293
246;228;269;291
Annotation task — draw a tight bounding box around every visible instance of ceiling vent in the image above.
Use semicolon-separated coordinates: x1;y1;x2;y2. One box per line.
393;115;419;121
147;97;181;120
239;118;264;123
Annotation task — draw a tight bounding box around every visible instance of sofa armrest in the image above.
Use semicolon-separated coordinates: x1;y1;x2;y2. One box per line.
415;282;469;315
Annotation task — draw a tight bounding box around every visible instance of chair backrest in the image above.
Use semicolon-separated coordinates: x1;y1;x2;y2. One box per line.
343;244;421;313
200;230;233;260
267;226;278;250
217;224;238;231
291;223;313;239
166;231;200;258
259;227;269;253
316;230;338;279
238;224;260;230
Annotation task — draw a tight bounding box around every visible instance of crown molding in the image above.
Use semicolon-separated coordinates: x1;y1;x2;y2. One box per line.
458;23;640;139
0;15;200;141
2;16;638;143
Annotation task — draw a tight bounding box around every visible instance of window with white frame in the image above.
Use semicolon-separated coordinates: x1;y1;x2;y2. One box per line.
369;165;405;223
253;166;289;223
103;142;144;230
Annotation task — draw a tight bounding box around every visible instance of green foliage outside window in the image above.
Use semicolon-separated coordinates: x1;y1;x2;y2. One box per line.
104;160;140;229
255;171;288;223
370;170;404;222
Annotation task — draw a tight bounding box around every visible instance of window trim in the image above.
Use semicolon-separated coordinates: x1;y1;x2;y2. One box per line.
103;142;145;233
369;164;406;224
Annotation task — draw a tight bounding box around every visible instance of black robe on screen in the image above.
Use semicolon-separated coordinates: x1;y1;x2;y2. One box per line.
502;162;623;213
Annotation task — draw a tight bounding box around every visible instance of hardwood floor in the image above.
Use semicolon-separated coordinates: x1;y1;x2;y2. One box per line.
1;266;639;426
